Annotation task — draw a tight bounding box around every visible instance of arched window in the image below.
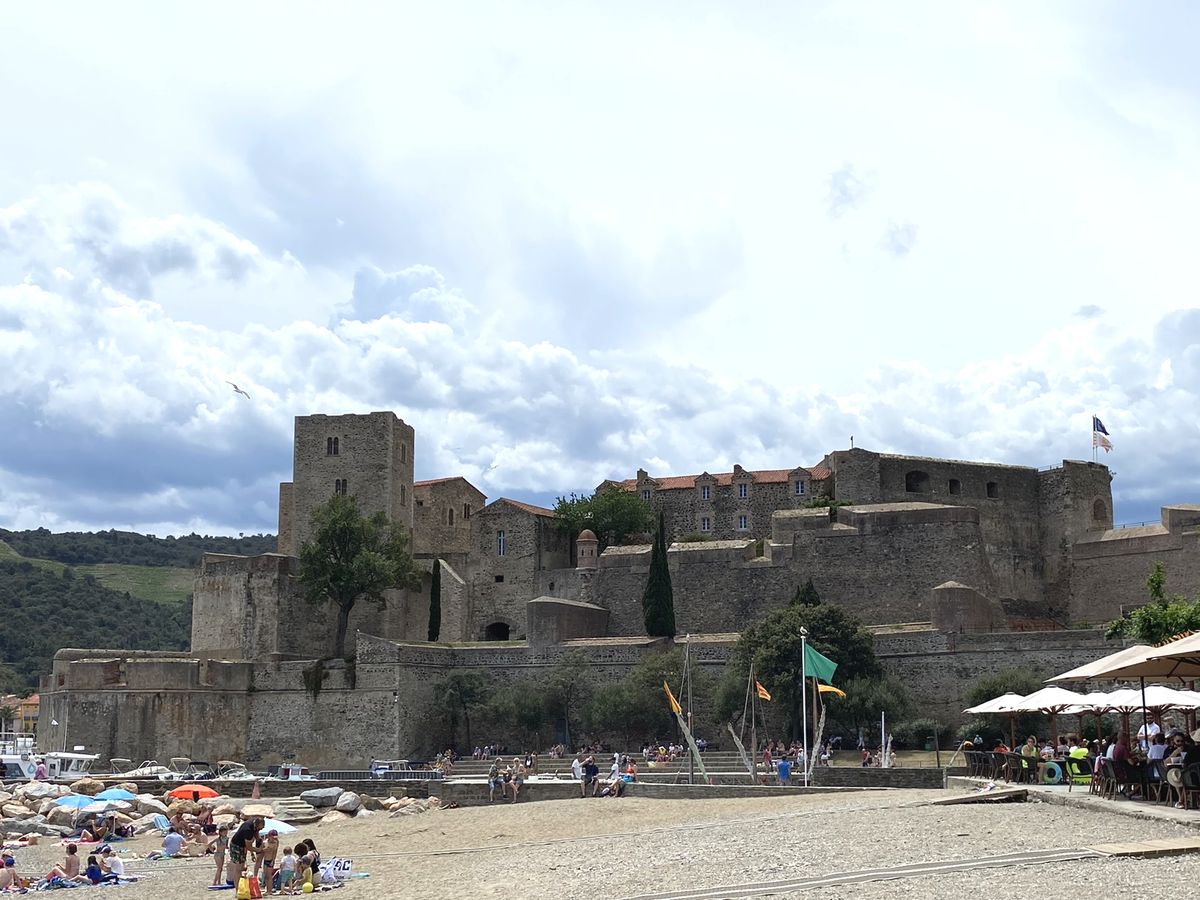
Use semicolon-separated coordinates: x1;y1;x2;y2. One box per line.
484;622;510;641
447;508;455;526
905;471;931;493
327;437;339;456
986;481;999;499
1093;499;1107;521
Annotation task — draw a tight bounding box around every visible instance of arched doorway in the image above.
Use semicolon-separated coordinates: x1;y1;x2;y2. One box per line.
483;622;510;641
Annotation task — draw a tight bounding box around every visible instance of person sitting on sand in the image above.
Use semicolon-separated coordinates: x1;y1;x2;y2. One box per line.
99;847;125;882
288;854;312;895
45;843;86;882
85;854;117;885
146;827;187;860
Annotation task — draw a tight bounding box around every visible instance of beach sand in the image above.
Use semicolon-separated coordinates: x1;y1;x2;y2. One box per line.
14;788;1198;899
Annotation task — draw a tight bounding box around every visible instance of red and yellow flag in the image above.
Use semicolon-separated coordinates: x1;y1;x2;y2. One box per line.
755;680;772;701
663;681;682;715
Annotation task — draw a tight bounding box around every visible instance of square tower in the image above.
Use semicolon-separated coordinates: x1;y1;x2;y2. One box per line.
278;411;415;556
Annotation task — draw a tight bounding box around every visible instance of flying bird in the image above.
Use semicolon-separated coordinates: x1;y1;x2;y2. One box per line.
226;381;251;399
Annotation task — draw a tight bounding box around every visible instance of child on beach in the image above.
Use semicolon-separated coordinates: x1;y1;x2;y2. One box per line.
279;846;297;893
211;825;229;886
260;829;279;893
288;853;312;895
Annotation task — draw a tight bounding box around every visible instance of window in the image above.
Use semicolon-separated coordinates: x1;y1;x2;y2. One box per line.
333;479;348;496
986;481;999;499
447;508;455;526
497;530;506;556
326;437;339;456
738;483;748;499
464;503;472;519
701;485;710;501
641;489;651;501
400;485;406;505
737;514;748;530
494;574;504;583
949;479;961;495
400;443;407;464
794;481;806;496
905;471;930;493
701;517;711;532
1093;499;1107;522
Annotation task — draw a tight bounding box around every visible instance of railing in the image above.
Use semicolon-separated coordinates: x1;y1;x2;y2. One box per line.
315;769;444;781
1114;520;1157;529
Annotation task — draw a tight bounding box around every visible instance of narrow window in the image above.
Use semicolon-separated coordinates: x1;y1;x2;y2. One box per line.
497;530;506;556
400;485;406;505
949;479;961;495
549;581;555;591
494;574;504;583
447;508;455;526
795;481;806;496
641;489;651;501
701;485;710;501
986;481;999;499
334;479;348;496
701;517;711;532
332;436;339;455
326;437;334;456
738;483;748;499
464;503;472;519
401;443;407;464
738;514;748;530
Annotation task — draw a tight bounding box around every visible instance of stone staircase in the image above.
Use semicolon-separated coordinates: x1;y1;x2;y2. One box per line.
270;796;321;823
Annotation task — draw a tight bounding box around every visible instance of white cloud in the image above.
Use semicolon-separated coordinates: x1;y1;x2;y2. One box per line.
0;185;1197;536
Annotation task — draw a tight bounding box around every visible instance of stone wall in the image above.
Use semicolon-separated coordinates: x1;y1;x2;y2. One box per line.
413;477;486;557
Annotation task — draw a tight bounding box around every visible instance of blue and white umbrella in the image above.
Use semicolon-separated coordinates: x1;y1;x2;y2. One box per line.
94;788;137;802
259;818;298;835
52;795;94;809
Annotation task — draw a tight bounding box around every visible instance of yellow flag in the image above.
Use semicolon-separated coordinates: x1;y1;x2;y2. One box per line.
755;680;772;701
663;681;682;715
818;684;847;699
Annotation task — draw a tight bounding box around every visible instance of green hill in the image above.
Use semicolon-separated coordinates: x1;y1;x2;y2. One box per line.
0;560;192;693
0;528;275;568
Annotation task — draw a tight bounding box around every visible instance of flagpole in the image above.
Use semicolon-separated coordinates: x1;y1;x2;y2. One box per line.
800;627;809;788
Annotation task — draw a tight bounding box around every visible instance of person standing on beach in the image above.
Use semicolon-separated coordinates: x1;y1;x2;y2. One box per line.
571;752;584;793
229;817;261;890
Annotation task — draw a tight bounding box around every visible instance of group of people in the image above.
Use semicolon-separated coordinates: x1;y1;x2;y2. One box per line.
486;756;529;802
212;817;324;894
571;751;636;797
43;844;127;886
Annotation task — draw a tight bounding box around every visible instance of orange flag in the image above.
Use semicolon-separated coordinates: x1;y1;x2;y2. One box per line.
755;680;772;701
663;681;682;715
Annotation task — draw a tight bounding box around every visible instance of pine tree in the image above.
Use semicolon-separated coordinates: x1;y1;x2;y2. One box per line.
642;512;676;637
428;559;442;642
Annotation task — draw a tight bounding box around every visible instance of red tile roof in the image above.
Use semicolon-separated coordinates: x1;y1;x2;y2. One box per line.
498;498;558;518
615;466;830;492
413;475;486;495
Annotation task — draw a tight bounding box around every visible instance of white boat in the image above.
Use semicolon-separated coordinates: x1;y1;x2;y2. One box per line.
277;763;316;781
114;760;172;779
216;760;259;781
0;734;99;781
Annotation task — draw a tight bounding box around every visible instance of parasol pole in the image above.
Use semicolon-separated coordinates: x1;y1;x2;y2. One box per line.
1139;677;1149;751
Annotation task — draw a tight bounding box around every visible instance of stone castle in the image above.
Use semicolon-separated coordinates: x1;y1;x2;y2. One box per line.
39;411;1200;766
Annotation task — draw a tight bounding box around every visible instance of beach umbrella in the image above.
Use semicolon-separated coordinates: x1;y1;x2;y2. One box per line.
94;788;137;802
1000;686;1088;745
1046;645;1156;683
260;818;298;835
1090;633;1200;681
52;794;95;809
963;692;1026;749
80;800;131;815
168;783;219;800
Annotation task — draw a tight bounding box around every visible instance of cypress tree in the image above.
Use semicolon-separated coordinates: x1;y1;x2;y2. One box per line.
792;577;821;607
428;559;442;642
642;513;676;637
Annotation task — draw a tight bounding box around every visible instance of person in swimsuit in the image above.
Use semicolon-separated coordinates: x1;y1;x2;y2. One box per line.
211;825;229;886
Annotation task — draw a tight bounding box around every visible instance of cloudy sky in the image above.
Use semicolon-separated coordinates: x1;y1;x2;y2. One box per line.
1;2;1198;536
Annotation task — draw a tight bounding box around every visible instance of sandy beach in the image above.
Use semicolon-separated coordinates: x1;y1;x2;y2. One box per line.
15;787;1198;900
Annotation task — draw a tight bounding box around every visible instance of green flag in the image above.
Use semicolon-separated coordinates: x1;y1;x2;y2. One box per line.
803;644;838;684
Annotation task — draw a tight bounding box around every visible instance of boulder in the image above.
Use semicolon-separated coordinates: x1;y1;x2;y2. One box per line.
37;800;57;816
241;803;274;818
358;795;385;812
130;815;162;836
115;782;140;794
212;803;239;818
0;792;13;804
113;812;133;826
213;814;238;827
46;807;76;828
69;778;104;796
334;792;360;814
135;796;169;816
2;805;33;820
354;808;376;818
168;800;200;816
15;782;58;801
299;787;344;808
318;810;352;825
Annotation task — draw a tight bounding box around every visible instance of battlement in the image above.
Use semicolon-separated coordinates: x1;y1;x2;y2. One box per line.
200;552;298;576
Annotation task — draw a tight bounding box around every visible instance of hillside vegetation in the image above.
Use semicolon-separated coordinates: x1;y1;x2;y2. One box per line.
0;528;276;568
0;561;192;694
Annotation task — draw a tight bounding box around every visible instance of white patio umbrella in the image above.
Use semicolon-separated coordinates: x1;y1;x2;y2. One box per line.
1001;686;1088;745
1047;645;1157;683
1091;633;1200;681
963;692;1026;749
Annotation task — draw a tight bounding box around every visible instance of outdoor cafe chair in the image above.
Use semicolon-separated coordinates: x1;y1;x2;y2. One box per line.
1006;753;1033;784
1182;764;1200;811
1092;757;1114;798
988;752;1007;781
1109;759;1146;800
1145;759;1170;804
1063;756;1092;792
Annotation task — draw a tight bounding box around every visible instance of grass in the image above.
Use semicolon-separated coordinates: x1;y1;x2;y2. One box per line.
0;539;192;605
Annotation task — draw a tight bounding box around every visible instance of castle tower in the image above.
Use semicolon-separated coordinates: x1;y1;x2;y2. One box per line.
278;412;416;557
575;529;599;571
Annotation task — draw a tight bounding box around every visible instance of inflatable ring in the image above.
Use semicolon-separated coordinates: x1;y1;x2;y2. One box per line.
1042;761;1062;784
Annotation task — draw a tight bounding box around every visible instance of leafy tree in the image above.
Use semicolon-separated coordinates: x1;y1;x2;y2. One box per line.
487;679;547;749
830;674;912;740
1105;562;1200;643
427;560;441;642
0;527;275;567
298;494;422;658
642;513;677;638
964;668;1046;744
553;487;654;550
435;671;491;750
543;651;595;749
732;602;879;739
792;578;821;607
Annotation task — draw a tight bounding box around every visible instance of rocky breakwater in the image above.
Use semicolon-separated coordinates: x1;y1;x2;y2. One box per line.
299;786;443;825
